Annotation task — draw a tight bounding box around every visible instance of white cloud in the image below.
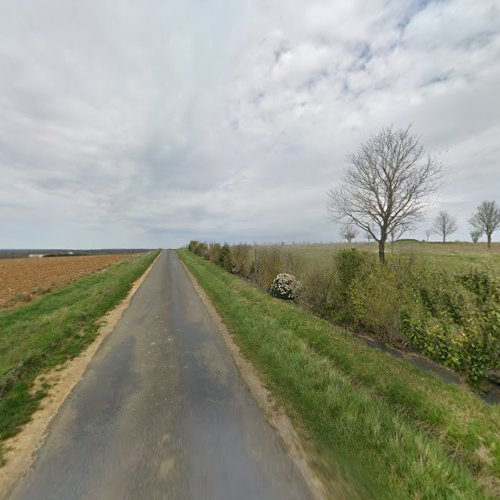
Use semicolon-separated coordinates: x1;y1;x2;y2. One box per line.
1;0;499;247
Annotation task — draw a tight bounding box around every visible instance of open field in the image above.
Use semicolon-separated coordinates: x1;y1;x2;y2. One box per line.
0;250;159;464
270;241;500;277
179;249;500;499
0;254;138;308
0;249;150;259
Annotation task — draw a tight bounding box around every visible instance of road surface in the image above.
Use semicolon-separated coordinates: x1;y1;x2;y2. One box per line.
9;250;311;500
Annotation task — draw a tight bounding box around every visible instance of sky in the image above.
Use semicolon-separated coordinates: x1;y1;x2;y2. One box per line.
1;0;499;248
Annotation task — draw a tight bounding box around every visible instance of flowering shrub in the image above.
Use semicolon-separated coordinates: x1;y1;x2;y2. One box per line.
270;273;301;300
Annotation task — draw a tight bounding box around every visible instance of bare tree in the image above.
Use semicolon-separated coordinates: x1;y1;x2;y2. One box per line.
469;201;500;248
432;211;458;242
425;228;432;242
340;224;358;244
470;229;482;243
327;126;440;263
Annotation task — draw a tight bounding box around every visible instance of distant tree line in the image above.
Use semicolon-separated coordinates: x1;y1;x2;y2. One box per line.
425;201;500;246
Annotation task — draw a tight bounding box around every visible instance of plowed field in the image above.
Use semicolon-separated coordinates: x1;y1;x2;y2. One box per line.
0;254;136;307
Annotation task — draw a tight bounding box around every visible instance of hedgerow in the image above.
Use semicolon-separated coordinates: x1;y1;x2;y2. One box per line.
186;243;499;383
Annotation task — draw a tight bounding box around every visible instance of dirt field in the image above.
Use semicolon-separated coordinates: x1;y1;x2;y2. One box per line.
0;254;136;308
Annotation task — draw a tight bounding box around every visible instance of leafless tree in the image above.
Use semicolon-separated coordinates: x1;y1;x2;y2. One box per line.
469;201;500;248
327;126;440;263
432;211;457;242
425;228;432;242
340;224;358;244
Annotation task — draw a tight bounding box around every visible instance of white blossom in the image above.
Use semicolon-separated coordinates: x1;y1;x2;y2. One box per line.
270;273;301;300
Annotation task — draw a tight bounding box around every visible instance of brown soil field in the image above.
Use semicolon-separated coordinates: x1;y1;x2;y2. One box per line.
0;254;137;308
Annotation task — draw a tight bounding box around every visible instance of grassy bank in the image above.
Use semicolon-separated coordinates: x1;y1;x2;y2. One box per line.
179;249;499;499
0;250;159;462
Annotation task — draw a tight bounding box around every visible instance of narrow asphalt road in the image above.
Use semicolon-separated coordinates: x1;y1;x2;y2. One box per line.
9;250;311;500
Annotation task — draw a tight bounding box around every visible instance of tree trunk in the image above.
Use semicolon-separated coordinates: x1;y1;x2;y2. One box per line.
443;234;446;243
378;238;386;264
487;233;492;249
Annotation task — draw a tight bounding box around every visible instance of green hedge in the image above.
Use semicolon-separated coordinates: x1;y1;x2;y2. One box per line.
186;243;499;382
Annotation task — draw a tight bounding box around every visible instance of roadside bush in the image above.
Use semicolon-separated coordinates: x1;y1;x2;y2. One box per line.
350;261;415;345
335;249;374;322
412;269;472;324
301;266;338;319
218;244;233;273
301;250;373;323
336;249;370;289
206;243;221;264
254;247;284;289
301;249;499;381
459;269;500;309
270;273;301;300
186;241;499;382
196;242;208;258
188;240;199;253
232;244;254;278
187;240;207;257
400;268;500;382
401;314;493;382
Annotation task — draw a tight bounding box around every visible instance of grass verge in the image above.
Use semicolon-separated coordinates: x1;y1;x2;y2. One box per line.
0;250;159;463
179;249;500;499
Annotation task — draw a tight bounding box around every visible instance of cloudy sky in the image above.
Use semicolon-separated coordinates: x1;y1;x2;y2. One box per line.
1;0;499;248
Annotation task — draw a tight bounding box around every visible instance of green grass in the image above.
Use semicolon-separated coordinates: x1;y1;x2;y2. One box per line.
0;250;159;462
179;249;500;499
